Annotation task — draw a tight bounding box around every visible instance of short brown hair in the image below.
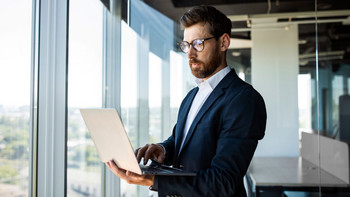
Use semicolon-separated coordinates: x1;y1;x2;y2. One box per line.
180;5;232;38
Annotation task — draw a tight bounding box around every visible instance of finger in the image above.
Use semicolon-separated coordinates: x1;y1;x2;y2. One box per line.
117;169;142;184
134;147;140;156
136;144;149;163
125;171;150;185
143;147;154;165
109;160;119;170
109;161;130;178
106;161;146;185
156;153;165;164
106;160;114;168
144;144;160;164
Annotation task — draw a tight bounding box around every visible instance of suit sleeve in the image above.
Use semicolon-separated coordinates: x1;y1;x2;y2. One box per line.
155;88;266;197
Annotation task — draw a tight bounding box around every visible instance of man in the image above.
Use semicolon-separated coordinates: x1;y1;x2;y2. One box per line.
106;5;266;197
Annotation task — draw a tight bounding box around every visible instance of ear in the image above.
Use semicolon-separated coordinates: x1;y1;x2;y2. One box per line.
220;33;230;52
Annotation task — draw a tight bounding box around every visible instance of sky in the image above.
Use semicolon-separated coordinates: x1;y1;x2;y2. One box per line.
0;0;32;107
0;0;104;108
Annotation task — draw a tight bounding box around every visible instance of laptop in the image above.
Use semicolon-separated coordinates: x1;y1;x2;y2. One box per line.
80;108;196;176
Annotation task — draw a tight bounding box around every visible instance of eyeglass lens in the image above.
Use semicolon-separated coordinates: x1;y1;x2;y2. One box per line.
180;39;204;53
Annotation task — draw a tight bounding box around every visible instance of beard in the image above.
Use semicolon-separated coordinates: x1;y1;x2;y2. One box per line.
189;45;222;79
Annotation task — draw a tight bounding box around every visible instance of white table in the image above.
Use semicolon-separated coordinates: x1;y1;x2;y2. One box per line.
246;157;350;197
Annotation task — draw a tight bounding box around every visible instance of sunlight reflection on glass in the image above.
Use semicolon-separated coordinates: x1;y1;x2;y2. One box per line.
67;0;103;196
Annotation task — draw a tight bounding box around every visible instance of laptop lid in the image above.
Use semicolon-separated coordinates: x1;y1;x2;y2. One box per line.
80;108;143;175
80;108;196;176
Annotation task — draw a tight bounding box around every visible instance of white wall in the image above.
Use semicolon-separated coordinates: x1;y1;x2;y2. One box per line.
251;21;300;157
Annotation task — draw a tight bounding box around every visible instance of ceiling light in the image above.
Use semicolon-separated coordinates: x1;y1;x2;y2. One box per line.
232;52;241;57
298;40;307;44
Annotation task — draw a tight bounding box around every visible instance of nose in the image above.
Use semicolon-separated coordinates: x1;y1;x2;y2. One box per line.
187;45;197;60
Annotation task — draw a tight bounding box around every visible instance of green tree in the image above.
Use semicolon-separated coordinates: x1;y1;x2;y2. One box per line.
0;115;30;160
0;165;18;184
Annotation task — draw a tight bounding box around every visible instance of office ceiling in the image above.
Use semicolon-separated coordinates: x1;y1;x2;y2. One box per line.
144;0;349;23
144;0;350;69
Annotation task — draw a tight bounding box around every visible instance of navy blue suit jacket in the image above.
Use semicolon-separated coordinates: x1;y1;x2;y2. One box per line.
156;69;266;197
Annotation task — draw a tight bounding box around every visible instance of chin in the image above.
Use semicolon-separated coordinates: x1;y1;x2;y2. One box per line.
190;68;201;77
192;72;206;79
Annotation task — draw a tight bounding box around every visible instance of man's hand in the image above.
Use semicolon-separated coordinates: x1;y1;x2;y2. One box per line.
135;143;165;165
106;160;154;186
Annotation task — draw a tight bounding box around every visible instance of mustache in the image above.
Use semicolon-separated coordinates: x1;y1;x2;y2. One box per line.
189;59;201;64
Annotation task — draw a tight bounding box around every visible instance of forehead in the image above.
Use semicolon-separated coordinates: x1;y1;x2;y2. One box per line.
183;23;211;41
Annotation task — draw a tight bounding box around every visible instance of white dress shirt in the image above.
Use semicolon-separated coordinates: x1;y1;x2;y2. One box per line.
179;66;231;151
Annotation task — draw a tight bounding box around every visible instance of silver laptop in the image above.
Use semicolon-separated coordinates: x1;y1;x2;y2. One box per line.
80;108;195;176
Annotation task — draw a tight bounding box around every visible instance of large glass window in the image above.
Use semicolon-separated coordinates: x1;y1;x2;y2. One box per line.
6;0;344;195
67;0;103;196
149;52;162;143
120;20;139;196
0;1;32;196
314;22;350;141
119;0;193;196
315;13;350;194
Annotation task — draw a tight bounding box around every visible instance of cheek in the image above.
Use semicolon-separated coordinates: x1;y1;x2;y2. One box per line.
197;51;210;63
195;44;219;64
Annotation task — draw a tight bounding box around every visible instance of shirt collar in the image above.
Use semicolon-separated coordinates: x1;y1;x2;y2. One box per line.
195;66;231;89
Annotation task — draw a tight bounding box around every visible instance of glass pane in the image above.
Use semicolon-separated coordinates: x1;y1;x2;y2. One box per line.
119;0;194;196
120;20;139;196
298;23;318;135
314;23;350;140
149;52;162;143
122;1;350;196
315;5;350;196
169;51;191;133
67;0;103;196
0;0;32;196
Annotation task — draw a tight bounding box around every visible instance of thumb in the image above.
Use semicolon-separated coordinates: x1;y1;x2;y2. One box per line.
156;154;165;164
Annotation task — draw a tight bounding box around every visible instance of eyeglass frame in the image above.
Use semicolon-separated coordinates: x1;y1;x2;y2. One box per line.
177;36;216;53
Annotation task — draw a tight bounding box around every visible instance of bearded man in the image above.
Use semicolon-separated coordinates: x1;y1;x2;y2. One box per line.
106;5;267;197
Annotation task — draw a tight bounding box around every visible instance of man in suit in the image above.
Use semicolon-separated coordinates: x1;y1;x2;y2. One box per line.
106;5;266;197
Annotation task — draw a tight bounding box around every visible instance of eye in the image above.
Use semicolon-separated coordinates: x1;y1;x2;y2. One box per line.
179;41;190;52
193;39;204;51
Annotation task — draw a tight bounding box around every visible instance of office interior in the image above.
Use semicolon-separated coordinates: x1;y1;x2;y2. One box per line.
0;0;349;196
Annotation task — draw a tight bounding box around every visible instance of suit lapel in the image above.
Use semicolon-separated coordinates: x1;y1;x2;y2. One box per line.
174;87;199;154
178;70;237;156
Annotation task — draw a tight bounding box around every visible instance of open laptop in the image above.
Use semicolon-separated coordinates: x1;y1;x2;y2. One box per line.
80;108;196;176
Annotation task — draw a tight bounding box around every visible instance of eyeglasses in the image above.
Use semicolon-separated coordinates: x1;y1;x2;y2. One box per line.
178;37;216;53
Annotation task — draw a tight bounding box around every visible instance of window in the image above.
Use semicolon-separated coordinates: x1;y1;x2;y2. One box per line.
0;1;32;196
120;20;139;197
119;0;193;196
149;52;162;143
67;0;103;196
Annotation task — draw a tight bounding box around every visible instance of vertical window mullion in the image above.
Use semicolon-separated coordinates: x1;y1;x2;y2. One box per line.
36;0;68;196
30;0;40;196
103;0;122;196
